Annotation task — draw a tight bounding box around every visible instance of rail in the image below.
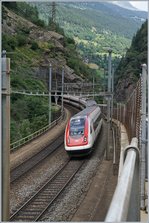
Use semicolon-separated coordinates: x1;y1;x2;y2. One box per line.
105;137;140;222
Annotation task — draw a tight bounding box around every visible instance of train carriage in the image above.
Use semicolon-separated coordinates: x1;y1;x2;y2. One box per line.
64;104;102;156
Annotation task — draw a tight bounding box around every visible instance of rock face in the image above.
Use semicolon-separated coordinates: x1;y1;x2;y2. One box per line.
2;6;84;88
115;75;136;102
2;7;36;35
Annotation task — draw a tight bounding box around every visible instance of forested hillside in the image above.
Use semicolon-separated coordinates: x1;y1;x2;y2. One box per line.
115;20;147;101
32;2;147;63
31;1;147;89
2;2;93;143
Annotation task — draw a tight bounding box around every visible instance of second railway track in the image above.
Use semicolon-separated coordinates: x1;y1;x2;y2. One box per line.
10;133;64;183
10;159;85;222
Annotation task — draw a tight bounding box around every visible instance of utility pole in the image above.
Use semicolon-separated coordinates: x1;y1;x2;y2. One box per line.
61;66;64;118
106;48;112;160
111;65;114;120
93;74;95;99
104;67;106;92
49;64;52;125
51;2;56;31
2;50;10;221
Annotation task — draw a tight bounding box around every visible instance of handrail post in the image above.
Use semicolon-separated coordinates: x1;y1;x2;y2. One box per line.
140;64;147;209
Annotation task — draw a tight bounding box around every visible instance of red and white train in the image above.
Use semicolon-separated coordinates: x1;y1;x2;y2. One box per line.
64;104;102;156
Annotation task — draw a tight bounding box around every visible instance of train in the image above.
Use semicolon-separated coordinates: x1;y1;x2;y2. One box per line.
64;103;102;156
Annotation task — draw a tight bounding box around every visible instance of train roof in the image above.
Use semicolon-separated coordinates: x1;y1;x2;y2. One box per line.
86;99;97;107
72;105;100;119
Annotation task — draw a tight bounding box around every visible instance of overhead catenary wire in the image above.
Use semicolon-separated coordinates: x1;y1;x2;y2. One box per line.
10;89;112;98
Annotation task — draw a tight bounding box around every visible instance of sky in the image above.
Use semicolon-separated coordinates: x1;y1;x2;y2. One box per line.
130;1;148;11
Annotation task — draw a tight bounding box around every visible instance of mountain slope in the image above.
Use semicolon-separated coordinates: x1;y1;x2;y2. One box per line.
32;2;147;68
35;2;147;38
115;20;147;102
2;3;93;142
111;1;138;11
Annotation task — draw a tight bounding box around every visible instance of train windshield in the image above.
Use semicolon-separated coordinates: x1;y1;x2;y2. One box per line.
70;118;85;136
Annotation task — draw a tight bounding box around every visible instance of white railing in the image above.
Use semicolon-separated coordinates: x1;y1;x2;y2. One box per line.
105;137;140;222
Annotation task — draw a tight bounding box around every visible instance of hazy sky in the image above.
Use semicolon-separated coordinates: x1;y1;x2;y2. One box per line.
130;1;148;11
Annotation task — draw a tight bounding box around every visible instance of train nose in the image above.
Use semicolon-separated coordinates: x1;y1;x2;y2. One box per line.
68;136;88;146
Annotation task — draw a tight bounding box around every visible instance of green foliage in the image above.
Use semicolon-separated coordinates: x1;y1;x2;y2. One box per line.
2;33;28;51
65;37;75;45
17;34;27;47
30;115;48;132
2;34;18;51
10;94;48;142
19;26;30;35
20;119;32;138
115;20;147;86
3;2;17;10
64;40;93;80
30;41;39;50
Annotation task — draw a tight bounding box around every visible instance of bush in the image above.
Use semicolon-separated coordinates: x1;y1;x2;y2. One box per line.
66;37;75;45
31;41;39;50
20;26;30;34
17;34;27;46
34;19;45;28
20;119;31;137
2;34;18;51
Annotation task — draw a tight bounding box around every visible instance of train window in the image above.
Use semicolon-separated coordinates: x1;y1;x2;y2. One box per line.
93;114;101;130
70;118;85;136
90;125;93;134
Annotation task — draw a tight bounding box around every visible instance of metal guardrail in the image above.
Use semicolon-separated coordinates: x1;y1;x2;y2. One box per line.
105;137;140;222
10;114;64;151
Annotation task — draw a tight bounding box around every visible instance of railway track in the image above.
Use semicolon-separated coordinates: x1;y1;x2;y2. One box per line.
11;105;80;183
10;159;85;222
10;133;64;183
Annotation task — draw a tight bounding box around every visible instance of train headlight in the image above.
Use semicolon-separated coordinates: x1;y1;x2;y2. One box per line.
84;136;87;142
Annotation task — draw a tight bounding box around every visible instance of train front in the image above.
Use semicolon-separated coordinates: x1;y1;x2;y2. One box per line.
65;116;91;156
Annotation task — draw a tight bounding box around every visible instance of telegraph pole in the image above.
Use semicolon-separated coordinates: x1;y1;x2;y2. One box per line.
61;66;64;118
106;48;112;160
93;74;95;99
2;50;10;221
51;2;56;31
111;65;114;120
49;64;52;124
